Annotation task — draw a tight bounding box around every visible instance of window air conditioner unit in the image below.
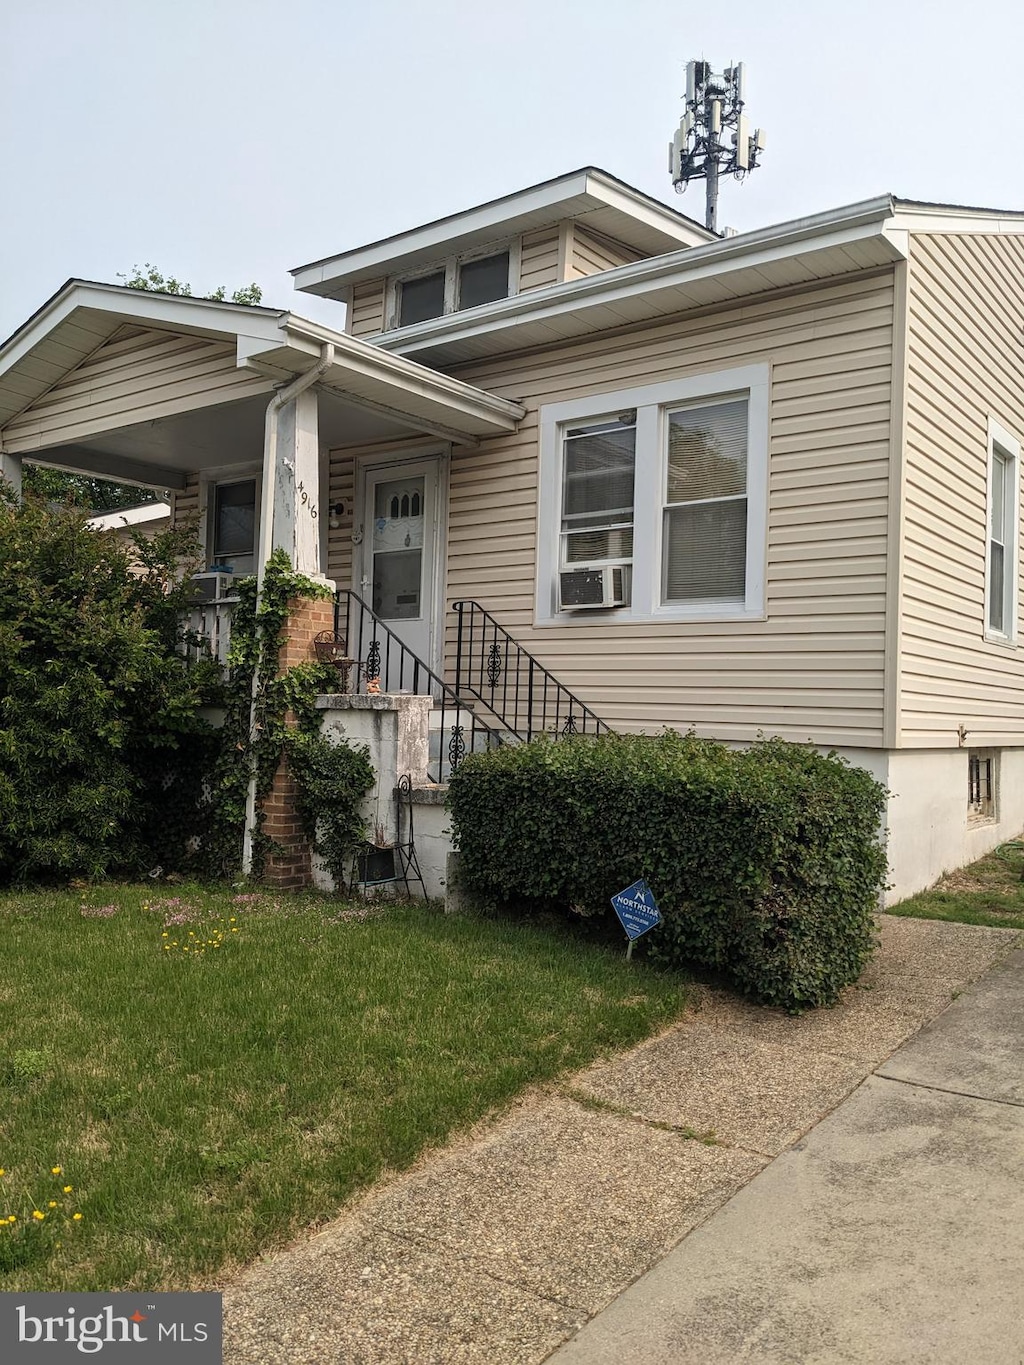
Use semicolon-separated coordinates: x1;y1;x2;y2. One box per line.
190;572;237;604
559;565;629;610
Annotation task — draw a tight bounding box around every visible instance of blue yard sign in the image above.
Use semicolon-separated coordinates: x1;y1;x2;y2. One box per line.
610;879;662;955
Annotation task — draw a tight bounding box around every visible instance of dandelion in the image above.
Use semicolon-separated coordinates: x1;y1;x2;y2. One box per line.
0;1168;5;1176
72;1213;83;1222
51;1167;62;1176
48;1200;57;1208
63;1186;72;1194
32;1211;45;1221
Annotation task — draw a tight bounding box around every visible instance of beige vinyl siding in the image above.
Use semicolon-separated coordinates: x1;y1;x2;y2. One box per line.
569;225;644;279
901;231;1024;747
441;272;895;747
518;228;561;291
325;452;356;587
3;326;270;454
348;280;387;338
173;472;200;529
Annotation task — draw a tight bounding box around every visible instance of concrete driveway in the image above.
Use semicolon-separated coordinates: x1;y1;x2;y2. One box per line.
222;918;1023;1364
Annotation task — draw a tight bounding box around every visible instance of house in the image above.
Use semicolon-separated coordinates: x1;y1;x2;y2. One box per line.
2;166;1023;903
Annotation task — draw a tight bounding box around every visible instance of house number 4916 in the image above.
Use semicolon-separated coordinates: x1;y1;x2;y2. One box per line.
297;481;318;518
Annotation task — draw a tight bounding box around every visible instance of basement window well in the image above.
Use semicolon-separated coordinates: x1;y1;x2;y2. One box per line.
968;750;996;823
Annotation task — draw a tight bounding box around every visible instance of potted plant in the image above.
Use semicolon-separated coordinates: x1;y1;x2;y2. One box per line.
357;822;397;884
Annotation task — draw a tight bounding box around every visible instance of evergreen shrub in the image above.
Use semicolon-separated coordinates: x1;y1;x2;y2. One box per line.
447;732;889;1009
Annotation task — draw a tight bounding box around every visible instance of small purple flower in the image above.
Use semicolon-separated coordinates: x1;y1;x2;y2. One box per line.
80;905;117;919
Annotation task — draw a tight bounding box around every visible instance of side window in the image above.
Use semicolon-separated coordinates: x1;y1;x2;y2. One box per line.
212;479;256;571
986;420;1020;642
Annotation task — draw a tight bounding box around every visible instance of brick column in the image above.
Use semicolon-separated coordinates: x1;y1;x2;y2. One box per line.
262;595;336;888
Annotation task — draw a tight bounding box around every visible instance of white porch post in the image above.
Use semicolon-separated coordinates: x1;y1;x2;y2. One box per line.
268;387;328;584
0;450;22;498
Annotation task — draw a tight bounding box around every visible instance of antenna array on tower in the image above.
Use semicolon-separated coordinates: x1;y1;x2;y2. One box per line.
668;61;766;233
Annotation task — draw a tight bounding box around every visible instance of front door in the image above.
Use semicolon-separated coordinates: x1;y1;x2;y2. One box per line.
358;456;443;686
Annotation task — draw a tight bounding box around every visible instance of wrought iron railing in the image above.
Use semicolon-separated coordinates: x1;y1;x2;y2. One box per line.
334;590;505;781
451;599;609;743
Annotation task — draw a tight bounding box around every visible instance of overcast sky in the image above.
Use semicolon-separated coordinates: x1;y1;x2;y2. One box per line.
3;0;1024;344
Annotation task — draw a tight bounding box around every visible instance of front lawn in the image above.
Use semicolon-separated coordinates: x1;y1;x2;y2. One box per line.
886;839;1024;930
0;886;686;1291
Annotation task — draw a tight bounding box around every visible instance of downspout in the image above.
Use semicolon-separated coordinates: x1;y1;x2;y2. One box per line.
242;342;335;875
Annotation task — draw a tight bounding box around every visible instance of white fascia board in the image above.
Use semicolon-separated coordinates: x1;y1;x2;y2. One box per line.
291;171;596;292
0;280;286;378
240;314;525;433
584;171;713;246
291;170;711;294
375;196;901;357
890;203;1024;235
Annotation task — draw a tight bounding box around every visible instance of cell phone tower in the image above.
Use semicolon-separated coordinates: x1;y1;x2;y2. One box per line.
668;61;767;234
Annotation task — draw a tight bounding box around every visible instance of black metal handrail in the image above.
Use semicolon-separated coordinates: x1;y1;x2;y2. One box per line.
334;590;505;781
451;599;610;744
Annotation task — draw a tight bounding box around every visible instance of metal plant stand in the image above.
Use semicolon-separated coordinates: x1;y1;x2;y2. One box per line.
351;773;426;899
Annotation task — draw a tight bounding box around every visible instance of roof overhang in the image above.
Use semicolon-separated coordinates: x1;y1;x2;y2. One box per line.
290;168;715;300
369;195;911;367
0;281;524;464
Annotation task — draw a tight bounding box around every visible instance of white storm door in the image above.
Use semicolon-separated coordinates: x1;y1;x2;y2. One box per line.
360;458;442;681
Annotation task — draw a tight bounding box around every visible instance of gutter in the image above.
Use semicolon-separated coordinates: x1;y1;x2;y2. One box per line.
371;194;901;356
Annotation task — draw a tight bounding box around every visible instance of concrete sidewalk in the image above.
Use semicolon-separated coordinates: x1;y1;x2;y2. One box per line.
221;918;1022;1364
551;945;1024;1364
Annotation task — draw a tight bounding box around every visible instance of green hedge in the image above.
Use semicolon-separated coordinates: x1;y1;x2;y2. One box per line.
447;732;888;1009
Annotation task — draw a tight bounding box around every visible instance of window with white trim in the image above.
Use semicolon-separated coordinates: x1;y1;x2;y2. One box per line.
536;365;769;624
985;419;1020;644
394;246;514;327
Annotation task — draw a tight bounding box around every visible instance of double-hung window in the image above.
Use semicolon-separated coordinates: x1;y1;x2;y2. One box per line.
985;418;1020;644
663;398;748;604
537;364;768;623
560;412;636;568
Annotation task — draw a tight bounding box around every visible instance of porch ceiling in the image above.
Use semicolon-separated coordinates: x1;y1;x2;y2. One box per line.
25;391;430;491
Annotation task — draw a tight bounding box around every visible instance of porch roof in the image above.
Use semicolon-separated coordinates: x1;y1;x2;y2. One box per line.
0;281;524;474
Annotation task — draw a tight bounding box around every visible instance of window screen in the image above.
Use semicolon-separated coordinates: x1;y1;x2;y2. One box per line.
214;480;256;558
399;270;446;326
459;252;510;310
560;415;636;564
663;398;748;603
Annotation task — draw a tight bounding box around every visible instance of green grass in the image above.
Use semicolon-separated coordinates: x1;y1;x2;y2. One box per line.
0;885;686;1292
886;839;1024;931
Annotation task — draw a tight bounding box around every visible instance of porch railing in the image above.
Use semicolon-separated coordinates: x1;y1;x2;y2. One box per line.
451;599;610;744
334;589;505;782
183;595;238;669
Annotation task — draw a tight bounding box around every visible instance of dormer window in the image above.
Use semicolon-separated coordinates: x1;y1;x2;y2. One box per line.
459;251;511;309
390;244;516;329
399;270;446;327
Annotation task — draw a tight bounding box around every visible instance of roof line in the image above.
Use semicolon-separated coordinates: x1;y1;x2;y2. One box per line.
289;166;714;277
0;277;286;363
373;193;898;354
